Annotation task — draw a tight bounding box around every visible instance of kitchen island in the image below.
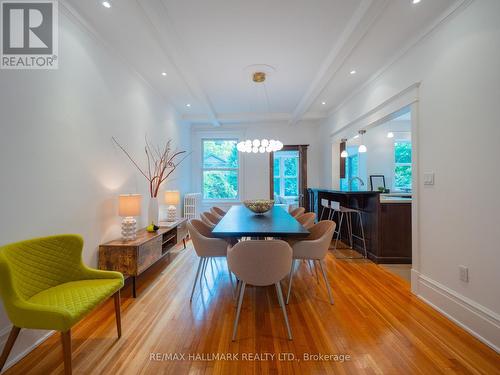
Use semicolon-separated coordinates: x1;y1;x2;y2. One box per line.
307;189;411;264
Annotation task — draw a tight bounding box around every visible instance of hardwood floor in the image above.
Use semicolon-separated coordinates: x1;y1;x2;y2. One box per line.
4;242;499;374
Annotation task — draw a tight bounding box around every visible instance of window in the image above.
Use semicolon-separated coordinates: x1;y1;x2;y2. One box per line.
394;140;412;191
340;152;359;190
202;139;239;200
273;151;299;198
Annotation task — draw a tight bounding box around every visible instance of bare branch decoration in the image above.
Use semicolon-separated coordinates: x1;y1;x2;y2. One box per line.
112;136;188;198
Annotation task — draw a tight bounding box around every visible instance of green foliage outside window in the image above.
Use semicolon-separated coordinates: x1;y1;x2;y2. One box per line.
394;141;412;190
203;140;239;199
284;178;298;196
284;158;297;177
203;170;238;199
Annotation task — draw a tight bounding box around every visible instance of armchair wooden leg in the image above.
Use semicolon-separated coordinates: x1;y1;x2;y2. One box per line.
61;330;72;375
114;291;122;338
0;326;21;371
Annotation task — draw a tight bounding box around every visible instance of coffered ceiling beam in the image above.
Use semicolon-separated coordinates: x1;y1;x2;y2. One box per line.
184;112;326;125
137;0;220;127
289;0;390;126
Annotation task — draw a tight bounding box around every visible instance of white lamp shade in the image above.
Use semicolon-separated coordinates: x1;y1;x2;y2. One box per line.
340;150;348;158
358;144;367;153
164;190;180;205
119;194;142;217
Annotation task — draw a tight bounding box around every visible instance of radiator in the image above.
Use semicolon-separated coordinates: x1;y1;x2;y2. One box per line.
183;193;201;220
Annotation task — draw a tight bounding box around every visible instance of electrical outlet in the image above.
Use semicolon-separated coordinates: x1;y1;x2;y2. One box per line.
424;173;435;185
459;265;469;282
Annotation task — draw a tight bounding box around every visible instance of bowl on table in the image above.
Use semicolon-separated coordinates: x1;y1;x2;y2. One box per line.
243;199;274;214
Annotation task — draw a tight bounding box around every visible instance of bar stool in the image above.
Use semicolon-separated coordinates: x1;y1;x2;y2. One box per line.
319;199;333;221
329;201;367;259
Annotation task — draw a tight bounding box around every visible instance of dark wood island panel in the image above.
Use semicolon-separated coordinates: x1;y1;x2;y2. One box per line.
308;189;411;264
380;202;412;263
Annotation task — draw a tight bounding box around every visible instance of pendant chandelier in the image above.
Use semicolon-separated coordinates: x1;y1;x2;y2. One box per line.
237;139;283;153
237;69;284;154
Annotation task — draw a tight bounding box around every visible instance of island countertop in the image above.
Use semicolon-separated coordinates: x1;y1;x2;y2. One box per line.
309;188;381;195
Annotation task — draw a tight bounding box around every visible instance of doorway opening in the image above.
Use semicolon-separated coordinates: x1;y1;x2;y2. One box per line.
335;105;413;283
269;145;308;211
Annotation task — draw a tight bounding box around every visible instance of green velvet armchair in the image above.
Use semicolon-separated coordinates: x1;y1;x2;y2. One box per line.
0;235;124;374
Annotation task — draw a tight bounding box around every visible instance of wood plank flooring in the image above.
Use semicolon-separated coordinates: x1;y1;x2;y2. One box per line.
4;242;499;374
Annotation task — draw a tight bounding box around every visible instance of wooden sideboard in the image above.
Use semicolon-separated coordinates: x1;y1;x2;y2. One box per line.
99;218;187;297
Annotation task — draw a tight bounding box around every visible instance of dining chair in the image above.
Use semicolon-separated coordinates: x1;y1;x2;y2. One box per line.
210;206;226;218
296;212;316;229
0;235;123;375
187;220;233;302
228;240;293;341
289;207;306;218
286;221;336;305
200;211;221;228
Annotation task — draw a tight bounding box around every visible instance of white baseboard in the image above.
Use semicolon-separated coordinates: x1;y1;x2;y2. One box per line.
0;327;54;372
413;270;500;353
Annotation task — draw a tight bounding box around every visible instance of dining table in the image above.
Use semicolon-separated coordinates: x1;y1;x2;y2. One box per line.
211;205;310;239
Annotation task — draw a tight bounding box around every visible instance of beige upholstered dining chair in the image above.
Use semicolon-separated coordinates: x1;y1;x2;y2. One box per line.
286;220;336;305
228;240;293;341
296;212;316;229
200;211;221;228
187;220;233;301
289;207;306;218
210;206;226;218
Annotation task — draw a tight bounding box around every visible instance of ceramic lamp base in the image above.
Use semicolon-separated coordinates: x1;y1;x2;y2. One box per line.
121;216;137;241
167;205;177;222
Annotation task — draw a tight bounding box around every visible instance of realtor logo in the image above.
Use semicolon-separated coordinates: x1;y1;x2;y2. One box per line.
1;0;58;69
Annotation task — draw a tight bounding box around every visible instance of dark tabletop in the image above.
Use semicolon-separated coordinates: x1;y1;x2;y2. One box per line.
212;205;310;238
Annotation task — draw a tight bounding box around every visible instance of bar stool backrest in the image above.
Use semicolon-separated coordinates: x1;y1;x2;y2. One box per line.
320;199;330;208
330;201;340;211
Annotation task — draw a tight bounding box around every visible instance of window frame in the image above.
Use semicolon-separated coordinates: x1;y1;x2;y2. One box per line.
273;152;299;198
340;151;359;191
201;138;240;201
393;139;412;191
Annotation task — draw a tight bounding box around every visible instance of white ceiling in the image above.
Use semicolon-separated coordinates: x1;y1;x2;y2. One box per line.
62;0;460;126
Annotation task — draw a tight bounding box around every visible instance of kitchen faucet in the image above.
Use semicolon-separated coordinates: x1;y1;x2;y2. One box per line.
348;176;365;191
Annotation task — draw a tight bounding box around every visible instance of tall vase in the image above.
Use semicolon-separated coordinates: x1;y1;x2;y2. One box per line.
148;197;159;225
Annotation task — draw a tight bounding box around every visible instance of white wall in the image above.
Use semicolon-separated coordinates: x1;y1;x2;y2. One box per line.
318;0;500;350
0;8;191;367
191;121;321;212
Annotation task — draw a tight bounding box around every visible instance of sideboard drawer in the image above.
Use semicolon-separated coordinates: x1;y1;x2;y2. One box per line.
137;236;162;274
98;245;137;276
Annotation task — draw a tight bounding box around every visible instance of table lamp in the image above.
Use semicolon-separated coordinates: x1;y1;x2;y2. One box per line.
119;194;142;240
164;190;180;222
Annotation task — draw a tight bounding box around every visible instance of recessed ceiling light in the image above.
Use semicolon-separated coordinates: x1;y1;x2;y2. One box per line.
321;101;326;105
102;1;111;8
186;103;191;108
350;70;357;75
412;0;421;4
161;72;167;76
